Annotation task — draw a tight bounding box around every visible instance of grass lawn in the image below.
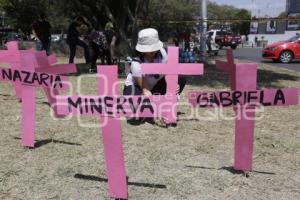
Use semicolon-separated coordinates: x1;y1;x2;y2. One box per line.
0;57;299;200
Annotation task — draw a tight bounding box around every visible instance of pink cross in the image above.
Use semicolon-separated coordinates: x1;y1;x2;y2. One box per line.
141;47;203;124
0;47;74;147
1;41;77;102
0;41;23;99
55;65;177;199
189;49;299;172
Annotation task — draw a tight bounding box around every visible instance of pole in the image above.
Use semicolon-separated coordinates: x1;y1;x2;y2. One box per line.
200;0;207;62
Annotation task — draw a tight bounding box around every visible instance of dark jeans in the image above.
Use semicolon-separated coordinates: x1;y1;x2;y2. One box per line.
207;42;212;53
68;39;90;64
123;76;186;95
36;39;51;55
90;42;112;70
184;40;190;52
123;76;186;125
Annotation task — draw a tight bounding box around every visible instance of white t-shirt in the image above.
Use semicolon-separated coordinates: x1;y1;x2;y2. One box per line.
125;48;168;90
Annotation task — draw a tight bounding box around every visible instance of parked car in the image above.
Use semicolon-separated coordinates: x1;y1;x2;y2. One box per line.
51;34;62;42
209;29;241;49
262;34;300;63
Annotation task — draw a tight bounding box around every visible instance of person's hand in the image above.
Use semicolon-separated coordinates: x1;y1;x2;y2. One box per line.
142;88;152;96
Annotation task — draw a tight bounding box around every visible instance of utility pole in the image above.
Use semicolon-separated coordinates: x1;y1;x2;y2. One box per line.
200;0;207;62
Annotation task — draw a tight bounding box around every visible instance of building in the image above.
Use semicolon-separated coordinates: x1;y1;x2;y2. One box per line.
286;0;300;15
248;0;300;45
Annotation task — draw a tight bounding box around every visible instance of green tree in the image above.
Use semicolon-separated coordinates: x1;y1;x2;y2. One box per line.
278;11;288;18
0;0;48;35
232;9;251;35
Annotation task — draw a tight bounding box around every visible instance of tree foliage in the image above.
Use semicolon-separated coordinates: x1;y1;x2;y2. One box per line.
207;2;251;35
0;0;47;34
0;0;252;39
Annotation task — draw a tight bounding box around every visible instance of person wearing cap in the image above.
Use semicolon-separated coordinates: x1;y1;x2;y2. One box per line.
123;28;186;97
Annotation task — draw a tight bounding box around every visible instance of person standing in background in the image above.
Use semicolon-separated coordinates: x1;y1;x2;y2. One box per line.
32;13;51;55
88;22;118;72
66;16;90;64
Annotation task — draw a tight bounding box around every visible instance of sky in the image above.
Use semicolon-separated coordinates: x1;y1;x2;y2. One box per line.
211;0;286;17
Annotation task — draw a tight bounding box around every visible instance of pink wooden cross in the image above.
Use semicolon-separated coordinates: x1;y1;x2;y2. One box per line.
34;51;77;117
141;47;203;124
0;41;23;99
55;65;177;199
0;41;76;93
189;49;299;172
0;50;71;147
0;41;77;117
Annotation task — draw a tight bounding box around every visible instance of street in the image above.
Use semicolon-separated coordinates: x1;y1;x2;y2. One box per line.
219;47;300;72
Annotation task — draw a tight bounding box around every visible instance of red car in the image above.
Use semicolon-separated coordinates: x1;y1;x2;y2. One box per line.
262;34;300;63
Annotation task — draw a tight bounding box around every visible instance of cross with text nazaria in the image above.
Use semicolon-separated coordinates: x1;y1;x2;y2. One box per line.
188;49;299;172
141;47;204;124
0;41;77;116
55;65;177;199
0;49;73;147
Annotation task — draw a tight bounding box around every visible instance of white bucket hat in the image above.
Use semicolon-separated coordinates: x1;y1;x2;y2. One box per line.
136;28;163;52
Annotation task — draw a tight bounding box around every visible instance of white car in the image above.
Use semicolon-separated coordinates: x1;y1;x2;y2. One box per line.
51;34;61;42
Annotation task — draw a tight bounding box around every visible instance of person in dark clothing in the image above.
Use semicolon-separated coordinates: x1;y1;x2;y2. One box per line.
88;28;118;72
32;13;51;55
183;28;191;52
254;36;258;47
66;16;90;64
206;32;212;54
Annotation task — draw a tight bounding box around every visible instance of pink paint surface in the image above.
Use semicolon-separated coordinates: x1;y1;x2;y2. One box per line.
56;95;176;118
19;51;38;147
21;86;36;147
212;49;299;171
141;47;203;123
188;88;299;108
218;50;257;171
0;67;69;88
35;51;77;75
0;44;75;147
97;66;128;199
214;50;257;171
48;54;58;64
5;41;22;99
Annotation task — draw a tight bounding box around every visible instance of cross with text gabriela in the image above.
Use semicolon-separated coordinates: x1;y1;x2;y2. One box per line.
188;49;299;172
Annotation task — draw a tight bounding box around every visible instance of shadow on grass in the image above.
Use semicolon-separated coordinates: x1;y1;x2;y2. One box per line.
14;137;82;148
0;93;11;97
74;174;167;189
187;63;299;89
220;166;276;175
185;165;276;176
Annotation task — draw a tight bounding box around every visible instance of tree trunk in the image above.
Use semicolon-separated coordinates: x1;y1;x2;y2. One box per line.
131;0;150;49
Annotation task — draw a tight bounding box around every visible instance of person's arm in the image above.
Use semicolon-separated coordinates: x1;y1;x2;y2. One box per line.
131;61;152;96
31;23;39;40
133;77;152;96
32;29;38;40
